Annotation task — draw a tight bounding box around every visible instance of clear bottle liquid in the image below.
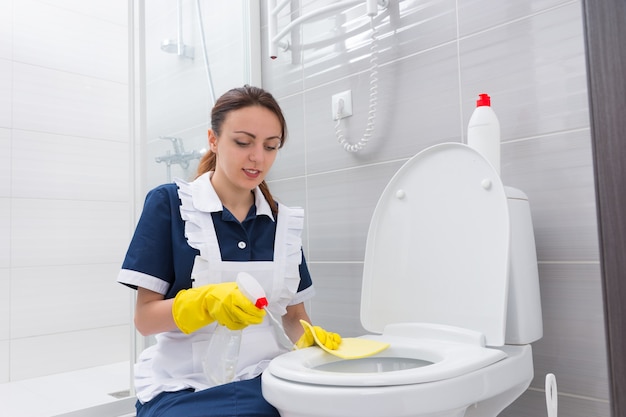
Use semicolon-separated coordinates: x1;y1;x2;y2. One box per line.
203;325;242;385
202;272;268;385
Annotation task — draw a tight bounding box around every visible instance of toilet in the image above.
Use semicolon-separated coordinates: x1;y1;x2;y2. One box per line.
262;142;543;417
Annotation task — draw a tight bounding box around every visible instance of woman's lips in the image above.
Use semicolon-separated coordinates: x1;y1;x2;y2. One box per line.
243;168;260;179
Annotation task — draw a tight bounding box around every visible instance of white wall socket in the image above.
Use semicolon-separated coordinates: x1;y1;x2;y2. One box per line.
332;90;353;120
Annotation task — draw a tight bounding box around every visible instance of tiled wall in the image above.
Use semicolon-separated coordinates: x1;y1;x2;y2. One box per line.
0;0;131;382
261;0;609;416
0;0;610;414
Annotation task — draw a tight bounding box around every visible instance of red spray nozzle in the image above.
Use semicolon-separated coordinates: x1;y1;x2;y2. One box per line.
237;272;269;310
255;297;269;310
476;93;491;107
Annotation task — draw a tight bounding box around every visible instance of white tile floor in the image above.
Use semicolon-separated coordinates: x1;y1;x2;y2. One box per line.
0;362;135;417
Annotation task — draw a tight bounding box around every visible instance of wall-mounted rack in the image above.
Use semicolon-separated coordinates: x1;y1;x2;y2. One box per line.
267;0;387;59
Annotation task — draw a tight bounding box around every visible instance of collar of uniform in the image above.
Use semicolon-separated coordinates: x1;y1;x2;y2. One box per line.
253;186;275;221
190;171;275;221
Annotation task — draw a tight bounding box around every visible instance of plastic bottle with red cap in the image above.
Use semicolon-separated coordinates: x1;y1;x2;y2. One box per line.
467;93;501;175
203;272;268;385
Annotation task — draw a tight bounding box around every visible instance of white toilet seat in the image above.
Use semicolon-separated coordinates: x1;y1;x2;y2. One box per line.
360;143;510;345
262;344;533;417
266;323;507;387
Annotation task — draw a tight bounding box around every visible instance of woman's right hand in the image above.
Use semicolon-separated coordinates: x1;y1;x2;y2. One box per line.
172;282;266;334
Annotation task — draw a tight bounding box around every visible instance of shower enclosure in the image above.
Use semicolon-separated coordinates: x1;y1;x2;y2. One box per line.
138;0;260;188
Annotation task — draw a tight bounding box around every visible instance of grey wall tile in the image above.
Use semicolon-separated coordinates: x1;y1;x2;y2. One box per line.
11;264;129;338
0;269;8;341
304;43;462;174
0;1;11;61
458;0;575;37
0;129;9;196
533;262;608;400
10;326;129;381
0;200;7;269
270;93;307;179
13;0;128;83
11;130;130;202
266;176;308;210
265;176;310;257
501;130;599;261
12;63;129;142
11;199;129;268
306;160;405;261
0;61;11;129
306;262;366;337
459;2;589;141
500;385;610;417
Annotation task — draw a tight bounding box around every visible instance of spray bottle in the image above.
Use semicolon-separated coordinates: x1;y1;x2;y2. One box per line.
203;272;268;385
467;93;501;175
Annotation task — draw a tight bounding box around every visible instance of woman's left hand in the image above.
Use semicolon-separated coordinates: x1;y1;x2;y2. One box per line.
295;322;342;350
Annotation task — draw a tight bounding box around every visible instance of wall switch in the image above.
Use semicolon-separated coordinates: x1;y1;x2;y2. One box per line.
332;90;353;120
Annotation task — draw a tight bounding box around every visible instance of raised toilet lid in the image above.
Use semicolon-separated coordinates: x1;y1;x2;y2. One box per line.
361;143;510;346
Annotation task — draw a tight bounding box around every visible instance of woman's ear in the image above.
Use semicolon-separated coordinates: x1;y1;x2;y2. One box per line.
208;129;218;153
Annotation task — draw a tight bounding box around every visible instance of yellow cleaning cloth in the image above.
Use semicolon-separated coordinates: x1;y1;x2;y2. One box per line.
300;320;390;360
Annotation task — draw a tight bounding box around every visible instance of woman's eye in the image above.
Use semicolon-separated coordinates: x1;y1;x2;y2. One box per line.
235;140;251;147
265;140;281;151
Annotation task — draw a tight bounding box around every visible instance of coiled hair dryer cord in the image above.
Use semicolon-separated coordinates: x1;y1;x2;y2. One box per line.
335;17;379;153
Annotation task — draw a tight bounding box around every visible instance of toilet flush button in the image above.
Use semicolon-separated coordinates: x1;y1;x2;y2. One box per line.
481;179;492;190
396;190;406;199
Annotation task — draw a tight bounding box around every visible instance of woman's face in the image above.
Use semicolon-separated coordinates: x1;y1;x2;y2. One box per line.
209;105;282;194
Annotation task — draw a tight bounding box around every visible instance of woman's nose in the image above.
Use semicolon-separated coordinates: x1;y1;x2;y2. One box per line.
249;144;264;162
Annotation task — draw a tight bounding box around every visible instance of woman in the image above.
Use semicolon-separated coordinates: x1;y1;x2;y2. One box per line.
118;85;340;417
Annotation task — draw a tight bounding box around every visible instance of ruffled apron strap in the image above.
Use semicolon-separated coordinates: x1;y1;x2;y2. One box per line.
269;203;304;316
175;176;222;262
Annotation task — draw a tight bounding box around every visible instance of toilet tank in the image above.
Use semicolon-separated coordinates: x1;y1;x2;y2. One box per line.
504;186;543;344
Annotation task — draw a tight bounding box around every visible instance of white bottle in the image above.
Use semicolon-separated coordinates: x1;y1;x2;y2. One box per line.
467;93;501;175
202;273;268;385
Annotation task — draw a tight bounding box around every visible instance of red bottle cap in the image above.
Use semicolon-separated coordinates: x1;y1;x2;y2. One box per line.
476;93;491;107
255;297;269;309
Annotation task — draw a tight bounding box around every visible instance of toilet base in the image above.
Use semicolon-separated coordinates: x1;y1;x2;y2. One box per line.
464;380;531;417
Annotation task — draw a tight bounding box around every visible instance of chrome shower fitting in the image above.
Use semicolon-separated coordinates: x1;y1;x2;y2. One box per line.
155;136;206;170
161;39;194;59
161;0;195;59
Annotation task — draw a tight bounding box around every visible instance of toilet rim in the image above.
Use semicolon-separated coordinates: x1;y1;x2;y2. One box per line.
267;333;508;387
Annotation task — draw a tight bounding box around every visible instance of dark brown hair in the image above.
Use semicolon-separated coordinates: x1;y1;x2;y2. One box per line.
196;85;287;216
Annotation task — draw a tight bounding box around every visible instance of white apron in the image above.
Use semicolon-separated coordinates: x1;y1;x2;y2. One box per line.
134;174;303;403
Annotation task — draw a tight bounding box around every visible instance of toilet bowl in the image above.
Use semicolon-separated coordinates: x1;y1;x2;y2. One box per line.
263;342;533;417
262;143;542;417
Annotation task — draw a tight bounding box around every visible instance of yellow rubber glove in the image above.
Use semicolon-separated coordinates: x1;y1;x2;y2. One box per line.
295;322;342;350
172;282;266;334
